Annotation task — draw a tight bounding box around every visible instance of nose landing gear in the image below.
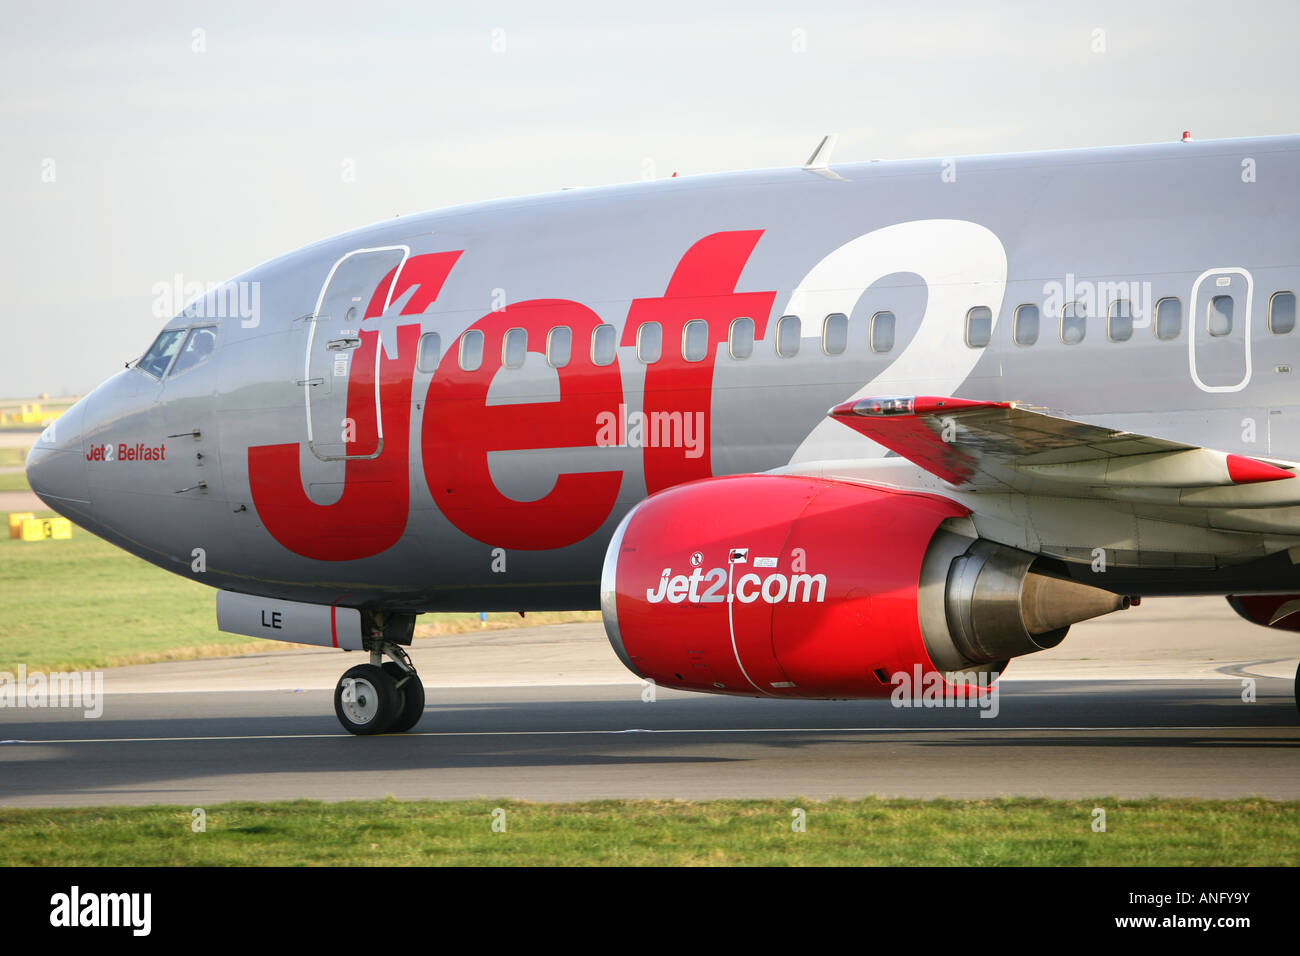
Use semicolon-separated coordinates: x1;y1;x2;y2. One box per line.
334;640;425;735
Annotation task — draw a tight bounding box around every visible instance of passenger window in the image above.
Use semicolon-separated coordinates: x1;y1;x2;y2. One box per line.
1155;297;1182;340
137;328;187;379
966;306;992;348
776;315;800;357
169;326;218;376
502;328;527;368
822;313;848;355
1061;302;1087;345
1013;304;1039;346
682;319;708;362
637;322;662;364
729;317;755;359
591;323;616;366
870;311;895;353
1108;300;1133;342
1269;291;1296;334
459;329;484;371
1208;295;1233;337
547;326;572;368
417;332;442;373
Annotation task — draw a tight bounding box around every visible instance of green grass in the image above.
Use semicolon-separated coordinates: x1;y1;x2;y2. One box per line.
0;470;31;492
0;446;30;468
0;514;600;671
0;514;275;670
0;797;1295;866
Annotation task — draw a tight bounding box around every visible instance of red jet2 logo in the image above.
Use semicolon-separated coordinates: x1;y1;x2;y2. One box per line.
248;231;776;561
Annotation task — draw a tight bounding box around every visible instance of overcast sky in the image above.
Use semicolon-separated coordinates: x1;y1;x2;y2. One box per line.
2;0;1297;397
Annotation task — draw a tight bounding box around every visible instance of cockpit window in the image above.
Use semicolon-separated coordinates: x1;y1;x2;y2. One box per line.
169;326;218;376
137;328;187;378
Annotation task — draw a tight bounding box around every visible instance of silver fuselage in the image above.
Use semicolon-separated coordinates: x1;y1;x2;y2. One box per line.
27;135;1300;610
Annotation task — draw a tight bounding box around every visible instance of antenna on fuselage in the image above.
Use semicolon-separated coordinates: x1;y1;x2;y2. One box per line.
803;133;847;182
804;134;838;170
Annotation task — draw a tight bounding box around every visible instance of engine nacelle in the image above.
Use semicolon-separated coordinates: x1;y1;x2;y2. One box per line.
1226;593;1300;632
600;474;1129;698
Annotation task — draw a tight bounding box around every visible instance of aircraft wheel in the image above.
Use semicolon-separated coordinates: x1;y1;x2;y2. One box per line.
334;664;402;735
1295;658;1300;717
382;661;426;733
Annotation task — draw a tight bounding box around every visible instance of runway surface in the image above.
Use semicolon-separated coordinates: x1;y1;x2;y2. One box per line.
1;678;1296;806
0;490;41;513
3;598;1298;806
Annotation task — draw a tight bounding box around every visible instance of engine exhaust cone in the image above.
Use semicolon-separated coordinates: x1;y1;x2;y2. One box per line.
944;541;1131;664
1020;572;1131;635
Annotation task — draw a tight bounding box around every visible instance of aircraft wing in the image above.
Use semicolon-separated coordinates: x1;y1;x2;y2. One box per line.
827;396;1297;498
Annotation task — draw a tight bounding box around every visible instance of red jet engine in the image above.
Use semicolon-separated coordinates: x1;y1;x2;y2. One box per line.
600;475;1129;698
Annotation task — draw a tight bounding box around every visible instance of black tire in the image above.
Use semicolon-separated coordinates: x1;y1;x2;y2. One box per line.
382;661;426;733
1295;658;1299;717
334;663;402;735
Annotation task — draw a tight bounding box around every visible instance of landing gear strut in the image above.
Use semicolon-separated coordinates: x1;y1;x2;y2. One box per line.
334;639;424;735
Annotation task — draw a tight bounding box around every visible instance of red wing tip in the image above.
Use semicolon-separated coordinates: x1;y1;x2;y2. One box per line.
830;396;1009;419
1226;454;1296;484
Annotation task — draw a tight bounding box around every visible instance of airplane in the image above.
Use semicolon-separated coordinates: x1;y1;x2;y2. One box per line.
25;133;1300;734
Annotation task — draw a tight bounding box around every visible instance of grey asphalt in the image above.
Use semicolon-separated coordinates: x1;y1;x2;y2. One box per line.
1;678;1295;806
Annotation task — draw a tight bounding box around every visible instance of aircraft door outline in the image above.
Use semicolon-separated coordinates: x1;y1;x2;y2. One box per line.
304;245;410;461
1189;266;1253;393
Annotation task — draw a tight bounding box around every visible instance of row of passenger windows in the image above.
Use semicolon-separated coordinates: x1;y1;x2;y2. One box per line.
416;291;1299;373
417;315;848;373
1004;291;1297;347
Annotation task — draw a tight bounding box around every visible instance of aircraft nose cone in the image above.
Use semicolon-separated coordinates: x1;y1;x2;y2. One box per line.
26;398;89;506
